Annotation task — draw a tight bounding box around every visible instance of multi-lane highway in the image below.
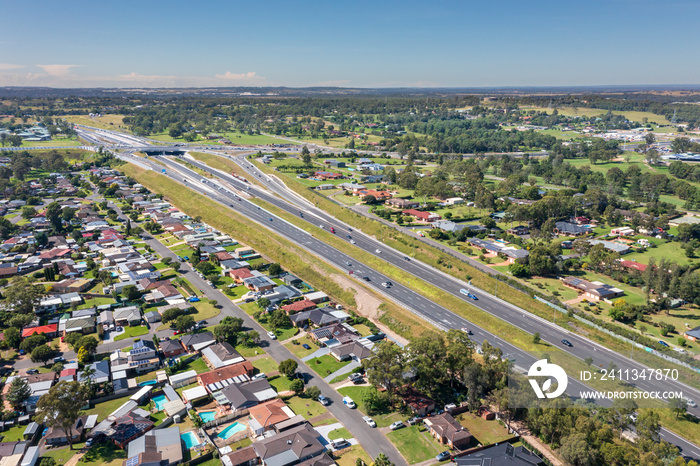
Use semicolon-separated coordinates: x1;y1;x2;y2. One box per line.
79;126;700;458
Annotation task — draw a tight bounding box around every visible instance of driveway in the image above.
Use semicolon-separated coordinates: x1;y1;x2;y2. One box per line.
301;347;330;362
324;360;360;383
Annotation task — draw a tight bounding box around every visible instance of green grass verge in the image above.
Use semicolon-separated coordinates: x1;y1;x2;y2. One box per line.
307;354;350;378
113;325;149;341
284;395;328;420
386;425;443;463
328;427;352;440
251;356;278;375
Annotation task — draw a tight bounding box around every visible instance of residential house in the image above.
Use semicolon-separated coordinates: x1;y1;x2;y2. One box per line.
588;239;630;255
124;426;183;466
216;378;277;411
281;299;317;315
282;274;302;287
180;332;216;353
554;222;592;236
79;360;110;384
444;197;464;205
107;413;155;449
561;277;624;302
113;306;142;326
52;278;93;294
386;198;419;209
159;339;185;358
45;416;88;446
229;268;257;284
402;209;441;223
454;443;542;466
265;285;303;306
329;339;375;362
424;413;472;450
401;386;435;416
310;323;360;346
221;446;259;466
197;361;254;393
290;307;348;328
619;260;647;273
252;423;325;466
242;275;276;292
432;220;468;234
21;325;58;339
201;343;245;369
684;326;700;342
611;227;635;236
248;399;298;436
64;315;96;335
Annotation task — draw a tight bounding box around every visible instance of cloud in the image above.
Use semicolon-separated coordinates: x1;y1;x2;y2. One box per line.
117;72;180;82
214;71;266;83
36;64;81;76
0;63;24;71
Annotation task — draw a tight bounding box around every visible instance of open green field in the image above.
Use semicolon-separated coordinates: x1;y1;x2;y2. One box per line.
19;137;82;147
387;425;445;464
252;356;278;374
285;338;320;359
456;412;511;445
86;396;133;421
520;106;672;125
149;130;291;146
113;325;149;341
623;241;691;266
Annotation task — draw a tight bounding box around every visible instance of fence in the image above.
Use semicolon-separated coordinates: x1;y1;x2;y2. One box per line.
202;409;248;429
533;296;700;375
89;386;141;405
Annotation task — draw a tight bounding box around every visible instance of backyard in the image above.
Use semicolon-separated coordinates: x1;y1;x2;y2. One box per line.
386;425;445;464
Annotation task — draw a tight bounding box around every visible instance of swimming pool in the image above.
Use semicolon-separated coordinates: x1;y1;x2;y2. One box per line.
138;380;158;386
181;431;200;449
217;422;246;439
199;411;216;423
152;394;168;411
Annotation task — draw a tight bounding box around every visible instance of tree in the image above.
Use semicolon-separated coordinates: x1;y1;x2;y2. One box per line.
213;317;243;344
305;385;321;400
31;345;54;364
372;454;394;466
268;263;282;276
268;309;291;330
301;146;311;165
175;315;195;333
6;378;31;411
278;359;298;378
77;347;89;364
20;334;47;353
532;332;541;344
77;336;99;357
21;206;37;220
636;410;661;442
559;433;596;466
45;201;63;232
4;276;45;314
670;397;688;419
4;327;20;349
122;285;141;301
36;381;90;450
363;341;405;395
290;379;305;395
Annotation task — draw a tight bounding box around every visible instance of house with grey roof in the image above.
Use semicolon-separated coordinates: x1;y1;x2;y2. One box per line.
455;443;542;466
202;342;245;369
217;378;277;411
113;306;142;326
125;426;183;466
79;360;110;384
587;239;630;255
555;221;592;236
252;423;325;466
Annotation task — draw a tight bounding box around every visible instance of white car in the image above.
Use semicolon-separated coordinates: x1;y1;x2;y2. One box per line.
375;249;381;254
389;421;404;430
363;416;376;428
350;240;356;244
267;331;277;340
343;396;356;409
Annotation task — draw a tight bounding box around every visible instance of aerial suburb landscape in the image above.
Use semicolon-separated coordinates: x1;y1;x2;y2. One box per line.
3;2;700;466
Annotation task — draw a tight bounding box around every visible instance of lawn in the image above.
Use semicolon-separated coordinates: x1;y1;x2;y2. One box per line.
252;356;278;375
387;425;444;464
191;301;221;321
455;412;511;446
86;396;133;421
43;445;87;465
285;338;320;359
223;284;248;300
306;354;350;378
113;325;149;341
235;343;263;358
335;445;373;466
177;356;209;374
284;395;327;420
268;375;294;393
0;423;27;442
528;277;579;301
78;439;127;466
624;241;691;266
327;427;351;440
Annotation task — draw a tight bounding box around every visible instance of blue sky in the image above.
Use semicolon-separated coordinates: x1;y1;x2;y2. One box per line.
1;0;699;88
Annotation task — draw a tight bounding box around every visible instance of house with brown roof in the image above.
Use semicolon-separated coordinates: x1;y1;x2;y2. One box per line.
561;276;624;302
222;446;259;466
197;361;254;391
45;415;88;446
248;399;298;436
52;278;93;293
108;413;155;449
229;268;255;283
401;386;435;416
386;198;419;209
281;299;317;314
424;413;472;450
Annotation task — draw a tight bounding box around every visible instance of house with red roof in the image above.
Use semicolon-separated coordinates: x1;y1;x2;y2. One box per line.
22;324;58;338
281;299;317;314
402;209;441;223
619;260;648;272
229;268;255;283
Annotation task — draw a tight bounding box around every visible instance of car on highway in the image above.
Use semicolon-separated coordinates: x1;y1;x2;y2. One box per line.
461;327;473;335
363;416;377;428
345;261;352;266
468;292;478;300
269;218;273;221
561;339;573;347
350;239;356;244
436;451;451;462
267;331;277;340
318;395;330;406
375;249;381;254
389;421;405;430
362;276;370;281
403;256;410;261
343;396;356;409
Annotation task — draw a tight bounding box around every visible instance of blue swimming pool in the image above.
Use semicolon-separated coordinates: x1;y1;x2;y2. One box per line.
152;394;168;411
181;431;200;449
217;422;246;439
199;411;216;423
138;380;158;386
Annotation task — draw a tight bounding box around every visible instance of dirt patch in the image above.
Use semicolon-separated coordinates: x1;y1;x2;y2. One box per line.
326;272;409;346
